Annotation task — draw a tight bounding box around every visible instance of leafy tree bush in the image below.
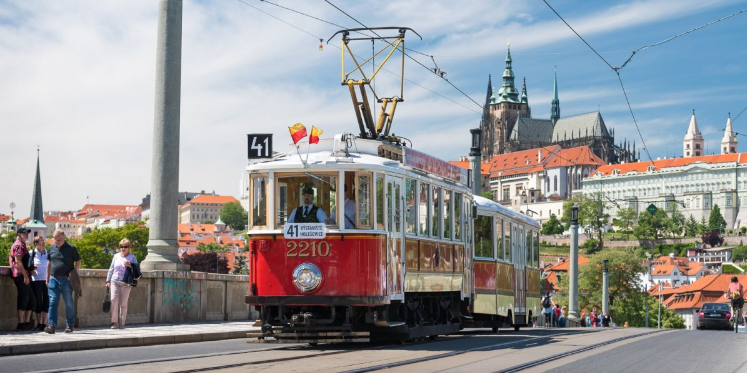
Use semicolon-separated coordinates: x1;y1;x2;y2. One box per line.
197;242;226;253
731;245;747;262
220;201;248;231
581;238;601;254
702;230;724;247
232;252;248;275
741;227;747;235
541;214;564;235
709;204;727;233
181;252;228;273
70;223;149;269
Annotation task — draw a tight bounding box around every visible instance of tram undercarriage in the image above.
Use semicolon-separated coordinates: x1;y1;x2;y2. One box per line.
247;292;465;343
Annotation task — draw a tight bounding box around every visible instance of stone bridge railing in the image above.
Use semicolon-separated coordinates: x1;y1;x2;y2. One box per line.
0;267;257;331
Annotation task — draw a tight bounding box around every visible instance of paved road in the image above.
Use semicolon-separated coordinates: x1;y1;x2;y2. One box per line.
2;328;744;373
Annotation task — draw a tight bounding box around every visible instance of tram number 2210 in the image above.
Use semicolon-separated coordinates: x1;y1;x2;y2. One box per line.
286;241;331;257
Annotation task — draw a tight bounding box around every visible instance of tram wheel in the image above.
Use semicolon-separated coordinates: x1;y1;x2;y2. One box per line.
492;327;498;333
514;325;521;331
429;335;438;340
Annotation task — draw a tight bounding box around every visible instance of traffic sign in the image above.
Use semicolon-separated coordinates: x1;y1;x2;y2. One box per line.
247;134;273;159
647;204;657;215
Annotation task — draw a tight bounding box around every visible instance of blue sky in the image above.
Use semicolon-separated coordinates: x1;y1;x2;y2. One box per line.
2;0;746;216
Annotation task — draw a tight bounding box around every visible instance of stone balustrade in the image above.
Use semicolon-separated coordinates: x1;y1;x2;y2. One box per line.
0;267;257;331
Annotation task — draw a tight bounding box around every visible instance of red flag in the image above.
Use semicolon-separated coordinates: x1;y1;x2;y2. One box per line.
309;126;323;144
288;123;307;144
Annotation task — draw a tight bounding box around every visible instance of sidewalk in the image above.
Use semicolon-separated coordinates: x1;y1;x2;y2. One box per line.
0;320;260;356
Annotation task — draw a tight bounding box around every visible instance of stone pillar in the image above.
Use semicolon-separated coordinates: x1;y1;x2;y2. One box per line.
469;128;482;196
602;259;609;315
568;206;580;320
143;0;189;271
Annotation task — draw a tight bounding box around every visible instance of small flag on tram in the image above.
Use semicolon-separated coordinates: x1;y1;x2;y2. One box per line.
288;123;307;144
309;126;323;144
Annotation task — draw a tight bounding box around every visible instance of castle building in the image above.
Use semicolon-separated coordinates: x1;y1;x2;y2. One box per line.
479;46;636;165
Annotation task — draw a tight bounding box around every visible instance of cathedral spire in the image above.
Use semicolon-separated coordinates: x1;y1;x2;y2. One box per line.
551;67;560;125
683;109;704;157
521;77;528;104
496;42;519;103
26;147;47;237
722;112;737;154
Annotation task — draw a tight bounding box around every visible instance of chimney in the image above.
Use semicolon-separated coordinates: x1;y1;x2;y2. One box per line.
538;150;543;163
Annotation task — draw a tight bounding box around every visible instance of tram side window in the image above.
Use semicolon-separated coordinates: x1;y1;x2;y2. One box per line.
419;182;429;235
525;229;531;266
376;175;385;230
443;190;452;239
250;175;267;228
474;215;494;258
454;192;462;241
275;174;337;226
504;222;512;262
356;173;372;229
496;218;503;260
405;179;416;234
533;232;540;268
432;186;441;237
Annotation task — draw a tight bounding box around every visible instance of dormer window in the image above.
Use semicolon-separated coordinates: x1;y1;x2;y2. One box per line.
612;169;621;175
686;144;690;149
695;144;701;149
647;165;656;172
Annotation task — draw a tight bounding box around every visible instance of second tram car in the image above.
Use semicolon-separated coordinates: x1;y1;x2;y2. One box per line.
245;135;541;343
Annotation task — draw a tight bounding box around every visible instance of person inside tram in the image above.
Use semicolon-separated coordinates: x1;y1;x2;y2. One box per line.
329;184;355;228
287;185;328;223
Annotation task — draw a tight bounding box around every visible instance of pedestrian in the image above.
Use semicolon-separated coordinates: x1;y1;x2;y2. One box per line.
580;312;587;327
30;235;50;331
553;304;561;327
598;312;604;327
45;230;81;334
106;238;139;329
9;228;35;330
560;306;567;327
602;312;612;327
590;307;598;327
541;292;554;327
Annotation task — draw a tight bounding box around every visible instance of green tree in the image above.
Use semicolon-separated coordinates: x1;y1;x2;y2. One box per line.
70;223;149;269
220;201;248;231
613;207;637;239
0;231;18;266
708;204;727;233
561;193;609;249
541;214;564;235
197;242;226;253
697;216;709;236
481;191;494;200
634;209;668;240
232;252;248;275
732;245;747;262
666;208;686;238
684;215;699;237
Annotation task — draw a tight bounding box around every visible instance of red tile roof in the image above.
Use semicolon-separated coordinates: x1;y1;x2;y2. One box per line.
486;145;607;178
546;255;590;272
545;147;606;168
593;152;747;176
77;204;141;219
187;195;239;205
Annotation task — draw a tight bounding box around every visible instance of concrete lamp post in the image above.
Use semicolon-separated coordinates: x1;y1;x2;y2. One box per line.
568;205;580;320
602;259;609;315
469;128;482;196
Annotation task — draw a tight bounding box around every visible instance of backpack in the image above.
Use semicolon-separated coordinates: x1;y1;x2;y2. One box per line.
731;290;742;300
543;296;551;309
554;307;561;317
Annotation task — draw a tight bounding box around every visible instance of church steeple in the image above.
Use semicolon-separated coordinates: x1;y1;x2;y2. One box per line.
683;109;704;157
26;147;47;238
496;42;519;103
521;77;528;104
551;67;560;125
722;112;737;154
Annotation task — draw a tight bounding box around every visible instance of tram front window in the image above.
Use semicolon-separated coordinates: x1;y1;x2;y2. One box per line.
276;174;337;226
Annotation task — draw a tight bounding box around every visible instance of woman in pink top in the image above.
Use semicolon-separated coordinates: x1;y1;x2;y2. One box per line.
105;239;138;329
726;276;744;321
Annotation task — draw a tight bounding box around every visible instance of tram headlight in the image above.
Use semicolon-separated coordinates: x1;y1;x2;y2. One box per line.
293;263;322;292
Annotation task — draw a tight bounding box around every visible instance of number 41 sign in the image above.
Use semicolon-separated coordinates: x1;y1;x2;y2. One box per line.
247;134;273;159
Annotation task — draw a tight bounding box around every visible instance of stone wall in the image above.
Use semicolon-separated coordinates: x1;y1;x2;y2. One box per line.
540;235;746;249
0;267;257;331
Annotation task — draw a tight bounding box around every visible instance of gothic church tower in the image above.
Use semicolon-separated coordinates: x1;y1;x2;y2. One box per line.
683;110;704;157
721;113;737;154
487;43;530;157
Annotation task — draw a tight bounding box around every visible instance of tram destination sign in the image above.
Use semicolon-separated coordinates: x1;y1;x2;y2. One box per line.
284;223;326;239
403;148;468;184
247;134;273;159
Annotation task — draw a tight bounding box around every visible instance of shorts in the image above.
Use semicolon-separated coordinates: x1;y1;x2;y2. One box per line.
13;276;36;311
731;298;744;310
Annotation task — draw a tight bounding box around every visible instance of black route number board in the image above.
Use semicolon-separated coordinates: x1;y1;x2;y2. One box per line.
247;134;273;159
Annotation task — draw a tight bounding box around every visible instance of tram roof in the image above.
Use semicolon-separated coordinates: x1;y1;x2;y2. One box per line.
247;135;469;189
473;195;541;229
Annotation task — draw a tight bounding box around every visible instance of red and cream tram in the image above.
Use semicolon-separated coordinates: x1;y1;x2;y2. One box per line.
244;135;541;342
245;27;541;343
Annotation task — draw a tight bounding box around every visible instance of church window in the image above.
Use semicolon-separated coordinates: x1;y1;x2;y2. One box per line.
696;151;701;156
686;144;690;149
686;152;690;156
727;196;732;207
695;144;701;149
554;176;558;191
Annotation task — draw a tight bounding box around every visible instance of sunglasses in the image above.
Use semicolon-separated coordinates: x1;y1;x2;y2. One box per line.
120;245;130;249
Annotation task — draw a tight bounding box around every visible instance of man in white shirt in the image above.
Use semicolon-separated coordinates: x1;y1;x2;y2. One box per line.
287;186;328;223
330;185;356;228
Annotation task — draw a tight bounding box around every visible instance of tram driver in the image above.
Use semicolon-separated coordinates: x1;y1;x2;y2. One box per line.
287;186;329;224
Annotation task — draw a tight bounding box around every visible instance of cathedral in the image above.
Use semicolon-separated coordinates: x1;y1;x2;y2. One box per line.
479;45;637;165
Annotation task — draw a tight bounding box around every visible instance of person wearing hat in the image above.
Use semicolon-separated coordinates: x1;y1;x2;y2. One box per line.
287;185;328;223
9;228;36;331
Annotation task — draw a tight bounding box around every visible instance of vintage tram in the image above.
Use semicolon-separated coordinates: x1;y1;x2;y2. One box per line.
244;27;541;343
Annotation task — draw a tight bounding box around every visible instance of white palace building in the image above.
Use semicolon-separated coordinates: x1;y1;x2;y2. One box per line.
582;111;746;230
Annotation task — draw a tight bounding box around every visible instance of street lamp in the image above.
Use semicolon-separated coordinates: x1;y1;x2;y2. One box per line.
643;258;652;328
571;205;579;224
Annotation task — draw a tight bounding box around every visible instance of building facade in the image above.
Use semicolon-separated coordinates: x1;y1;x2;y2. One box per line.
179;195;239;224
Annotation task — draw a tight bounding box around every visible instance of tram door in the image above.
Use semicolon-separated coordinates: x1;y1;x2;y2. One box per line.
386;177;405;299
513;224;527;324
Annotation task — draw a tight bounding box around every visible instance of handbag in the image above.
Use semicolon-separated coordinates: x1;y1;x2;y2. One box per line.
102;288;111;313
